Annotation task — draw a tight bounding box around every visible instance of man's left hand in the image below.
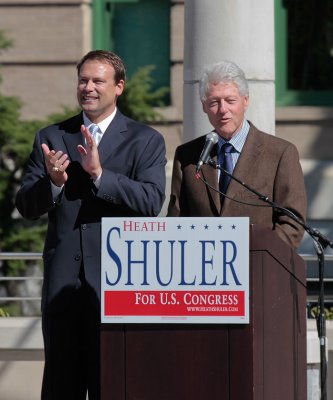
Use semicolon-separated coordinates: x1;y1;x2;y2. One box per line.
77;124;103;180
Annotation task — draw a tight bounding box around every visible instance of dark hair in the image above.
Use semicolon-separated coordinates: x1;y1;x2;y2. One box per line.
76;50;126;83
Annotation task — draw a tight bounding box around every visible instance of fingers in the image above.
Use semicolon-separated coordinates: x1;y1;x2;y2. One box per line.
77;144;87;156
81;124;96;149
49;151;68;171
80;124;90;138
52;159;70;173
41;143;69;175
77;130;102;179
41;143;55;158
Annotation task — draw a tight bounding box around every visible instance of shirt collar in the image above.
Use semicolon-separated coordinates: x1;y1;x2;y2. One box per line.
82;107;117;134
217;119;250;153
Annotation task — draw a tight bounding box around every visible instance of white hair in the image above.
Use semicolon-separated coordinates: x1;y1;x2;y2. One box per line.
199;61;249;102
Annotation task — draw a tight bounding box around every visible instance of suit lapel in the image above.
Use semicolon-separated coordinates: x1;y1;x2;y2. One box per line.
97;111;127;164
61;111;128;165
221;125;264;213
201;145;220;214
62;114;85;162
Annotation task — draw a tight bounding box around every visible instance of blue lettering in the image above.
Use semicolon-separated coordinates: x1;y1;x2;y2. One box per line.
199;240;217;285
155;240;174;286
126;240;149;286
220;240;241;285
179;240;196;285
105;227;122;286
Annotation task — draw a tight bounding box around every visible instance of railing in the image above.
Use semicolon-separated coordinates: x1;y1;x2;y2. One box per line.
0;252;42;303
0;252;333;305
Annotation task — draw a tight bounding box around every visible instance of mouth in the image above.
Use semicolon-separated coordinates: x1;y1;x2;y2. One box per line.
81;95;98;103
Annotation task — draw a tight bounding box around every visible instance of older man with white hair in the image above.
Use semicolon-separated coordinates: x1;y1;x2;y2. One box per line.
167;60;306;249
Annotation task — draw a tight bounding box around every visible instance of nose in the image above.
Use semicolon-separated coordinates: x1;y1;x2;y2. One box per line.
84;79;95;91
218;100;227;113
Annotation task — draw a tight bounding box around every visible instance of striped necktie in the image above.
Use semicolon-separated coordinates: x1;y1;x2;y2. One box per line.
89;124;102;146
219;142;234;200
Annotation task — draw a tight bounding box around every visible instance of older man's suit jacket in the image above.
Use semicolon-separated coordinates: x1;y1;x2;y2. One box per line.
167;122;306;249
16;111;166;312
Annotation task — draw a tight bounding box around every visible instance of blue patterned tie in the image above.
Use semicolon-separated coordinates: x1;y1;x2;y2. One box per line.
219;142;234;199
89;124;101;146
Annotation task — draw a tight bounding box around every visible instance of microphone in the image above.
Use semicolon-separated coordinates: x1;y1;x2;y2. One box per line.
196;132;219;173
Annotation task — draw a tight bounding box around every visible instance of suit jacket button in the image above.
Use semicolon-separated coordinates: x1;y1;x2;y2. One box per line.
74;254;81;261
82;224;87;230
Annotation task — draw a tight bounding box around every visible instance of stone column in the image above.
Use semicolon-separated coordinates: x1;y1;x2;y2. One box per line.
183;0;275;142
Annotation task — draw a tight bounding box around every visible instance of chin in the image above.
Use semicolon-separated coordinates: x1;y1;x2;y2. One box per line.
82;106;98;114
218;130;234;140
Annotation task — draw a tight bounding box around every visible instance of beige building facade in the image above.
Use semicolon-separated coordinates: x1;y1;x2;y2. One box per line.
0;0;91;120
0;0;333;398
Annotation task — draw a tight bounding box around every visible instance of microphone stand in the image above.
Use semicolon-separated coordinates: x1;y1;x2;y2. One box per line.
208;159;332;400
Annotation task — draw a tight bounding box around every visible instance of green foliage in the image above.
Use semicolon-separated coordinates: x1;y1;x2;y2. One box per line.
1;303;22;317
0;31;13;53
0;308;10;317
310;305;333;320
4;226;46;275
0;32;48;278
47;106;81;125
0;31;13;86
118;65;169;122
0;115;47;276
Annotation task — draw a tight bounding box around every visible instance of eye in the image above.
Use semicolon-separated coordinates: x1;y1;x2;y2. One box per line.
78;78;89;86
208;100;219;108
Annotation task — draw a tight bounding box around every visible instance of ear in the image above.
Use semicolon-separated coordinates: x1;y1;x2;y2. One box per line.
202;101;208;114
116;79;125;96
243;96;249;110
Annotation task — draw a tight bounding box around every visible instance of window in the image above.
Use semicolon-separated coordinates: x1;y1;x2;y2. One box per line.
275;0;333;105
93;0;170;95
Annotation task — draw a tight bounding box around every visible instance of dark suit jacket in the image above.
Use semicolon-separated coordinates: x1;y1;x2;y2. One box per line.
167;122;307;249
16;111;166;312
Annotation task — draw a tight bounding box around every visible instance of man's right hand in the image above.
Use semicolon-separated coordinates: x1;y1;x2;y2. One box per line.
42;143;70;187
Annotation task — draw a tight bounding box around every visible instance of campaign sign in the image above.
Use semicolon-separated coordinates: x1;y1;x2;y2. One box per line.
101;217;250;324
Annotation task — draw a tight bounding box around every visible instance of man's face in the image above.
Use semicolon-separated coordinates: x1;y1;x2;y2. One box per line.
77;60;124;122
202;81;249;140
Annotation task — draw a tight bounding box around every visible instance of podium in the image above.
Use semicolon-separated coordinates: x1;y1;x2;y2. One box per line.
100;224;307;400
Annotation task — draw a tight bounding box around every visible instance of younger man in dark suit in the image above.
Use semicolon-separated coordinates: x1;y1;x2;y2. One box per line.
167;60;306;249
16;50;166;399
